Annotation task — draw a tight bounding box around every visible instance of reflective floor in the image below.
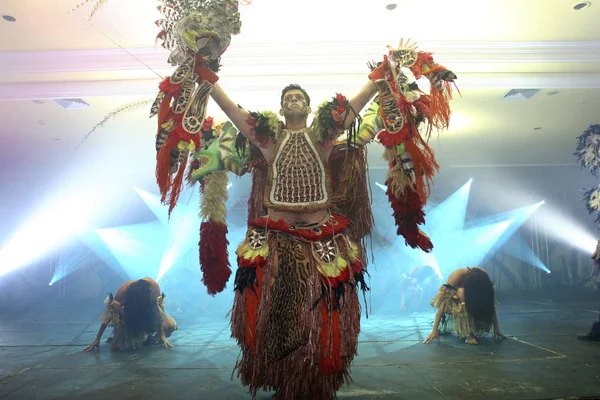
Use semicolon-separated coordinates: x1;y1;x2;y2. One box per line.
1;294;599;399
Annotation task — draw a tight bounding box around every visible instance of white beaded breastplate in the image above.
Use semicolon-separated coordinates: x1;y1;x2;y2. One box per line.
266;129;331;210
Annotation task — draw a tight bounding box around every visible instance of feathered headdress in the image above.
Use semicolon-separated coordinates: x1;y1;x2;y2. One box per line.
574;124;600;230
76;0;248;295
364;40;458;253
582;186;600;224
574;124;600;177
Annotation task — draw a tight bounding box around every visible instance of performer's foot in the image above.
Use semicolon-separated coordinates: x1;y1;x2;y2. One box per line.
465;335;478;345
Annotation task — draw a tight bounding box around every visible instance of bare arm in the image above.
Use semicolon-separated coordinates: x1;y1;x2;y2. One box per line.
399;291;407;310
345;81;378;130
210;83;253;139
424;305;445;344
84;323;108;352
492;309;508;339
158;323;174;348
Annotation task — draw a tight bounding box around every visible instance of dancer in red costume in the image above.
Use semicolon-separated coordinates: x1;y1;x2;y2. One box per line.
203;40;456;398
77;1;456;396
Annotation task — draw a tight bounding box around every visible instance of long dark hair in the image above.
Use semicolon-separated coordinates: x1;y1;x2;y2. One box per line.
122;279;158;337
463;268;495;324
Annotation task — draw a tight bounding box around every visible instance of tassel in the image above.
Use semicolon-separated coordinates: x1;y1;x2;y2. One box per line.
429;82;454;130
156;137;177;202
248;153;268;220
376;125;412;147
167;152;188;216
320;303;342;373
330;145;374;244
199;220;231;295
386;185;433;252
200;171;229;223
403;139;439;202
198;171;231;294
409;51;457;130
244;267;263;354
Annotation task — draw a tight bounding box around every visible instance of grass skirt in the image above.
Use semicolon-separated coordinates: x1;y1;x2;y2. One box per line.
430;284;492;338
231;215;364;400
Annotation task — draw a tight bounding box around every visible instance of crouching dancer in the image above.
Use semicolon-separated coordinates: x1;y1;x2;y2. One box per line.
424;267;507;345
84;277;177;351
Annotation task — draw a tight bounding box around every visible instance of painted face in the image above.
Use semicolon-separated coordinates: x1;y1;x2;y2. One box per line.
281;89;309;116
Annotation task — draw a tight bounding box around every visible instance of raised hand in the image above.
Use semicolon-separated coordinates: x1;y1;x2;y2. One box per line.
387;38;418;54
387;38;419;68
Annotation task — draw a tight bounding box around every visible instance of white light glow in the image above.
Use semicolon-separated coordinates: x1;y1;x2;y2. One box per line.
375;182;388;192
539;206;597;253
0;195;92;277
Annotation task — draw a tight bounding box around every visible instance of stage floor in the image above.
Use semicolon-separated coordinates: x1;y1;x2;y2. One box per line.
1;295;599;400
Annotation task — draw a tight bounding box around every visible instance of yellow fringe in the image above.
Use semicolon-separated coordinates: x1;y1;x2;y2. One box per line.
316;256;348;278
347;241;360;263
235;240;269;260
200;171;228;223
385;160;414;198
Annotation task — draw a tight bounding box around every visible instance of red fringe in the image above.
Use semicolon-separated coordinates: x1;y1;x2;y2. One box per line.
245;266;263;354
323;268;351;288
350;259;362;274
429;84;453;130
247;215;349;240
368;55;389;81
158;76;183;95
376;124;412;147
413;95;432;124
186;159;199;185
165;121;201;148
409;51;435;80
416;230;433;251
404;139;439;203
193;55;219;84
167;152;188;216
320;304;342;374
386;179;433;252
156;136;177;203
199;220;232;295
157;98;173;131
238;255;266;269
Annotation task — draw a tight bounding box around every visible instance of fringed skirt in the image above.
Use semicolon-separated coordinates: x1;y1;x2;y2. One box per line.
231;215;367;400
100;304;148;350
430;284;492;338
